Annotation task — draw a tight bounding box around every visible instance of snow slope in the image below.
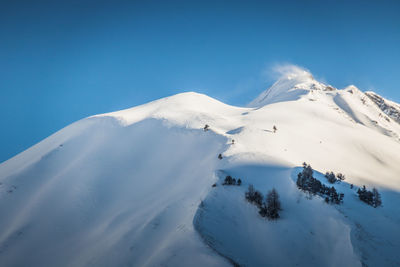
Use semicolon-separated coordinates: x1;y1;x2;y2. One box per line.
365;91;400;124
0;118;231;267
1;66;400;266
195;166;360;267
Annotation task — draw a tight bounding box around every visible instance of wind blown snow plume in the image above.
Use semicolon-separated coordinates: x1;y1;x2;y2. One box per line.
250;64;328;107
268;64;314;81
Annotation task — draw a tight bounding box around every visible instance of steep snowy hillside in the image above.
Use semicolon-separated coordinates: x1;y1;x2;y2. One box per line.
365;91;400;124
1;67;399;267
248;66;330;106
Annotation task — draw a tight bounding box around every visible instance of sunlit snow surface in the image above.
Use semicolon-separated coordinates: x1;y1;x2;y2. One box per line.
1;68;400;266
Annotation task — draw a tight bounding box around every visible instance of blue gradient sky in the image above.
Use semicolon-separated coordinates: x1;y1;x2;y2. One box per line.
1;0;400;162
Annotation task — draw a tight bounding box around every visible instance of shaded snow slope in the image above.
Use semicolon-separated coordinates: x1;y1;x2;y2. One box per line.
1;68;400;266
0;118;230;267
195;165;361;267
196;165;400;267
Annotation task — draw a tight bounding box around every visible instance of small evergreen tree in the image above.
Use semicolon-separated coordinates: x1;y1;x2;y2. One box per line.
302;162;313;179
254;191;263;207
204;124;210;131
372;188;382;208
337;173;345;182
261;188;281;219
223;175;233;185
297;163;314;189
358;185;374;206
218;154;223;160
245;184;255;202
329;187;340;204
245;184;263;206
325;171;337;183
223;175;241;186
273;125;277;133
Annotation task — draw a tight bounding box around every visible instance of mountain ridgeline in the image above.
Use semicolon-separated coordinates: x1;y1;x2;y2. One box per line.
0;66;399;267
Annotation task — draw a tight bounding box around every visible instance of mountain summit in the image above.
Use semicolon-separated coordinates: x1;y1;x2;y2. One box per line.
249;66;332;106
0;68;399;267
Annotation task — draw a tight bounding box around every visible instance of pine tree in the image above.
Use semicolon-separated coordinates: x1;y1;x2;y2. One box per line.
325;171;337;183
254;191;263;207
224;175;233;185
265;188;281;219
245;184;255;202
372;188;382;208
245;184;263;206
358;185;375;206
302;163;313;179
337;173;345;182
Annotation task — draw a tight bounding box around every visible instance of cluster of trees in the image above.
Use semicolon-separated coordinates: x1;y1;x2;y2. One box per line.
245;185;281;219
223;175;242;186
324;171;345;184
245;185;263;206
357;186;382;208
297;163;344;204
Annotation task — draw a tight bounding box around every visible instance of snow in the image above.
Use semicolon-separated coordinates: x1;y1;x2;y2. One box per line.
365;90;400;124
195;166;361;267
1;66;400;266
0;119;231;267
249;65;328;106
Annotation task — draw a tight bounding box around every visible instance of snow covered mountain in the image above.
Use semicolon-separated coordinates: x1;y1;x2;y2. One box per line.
365;91;400;124
1;66;400;267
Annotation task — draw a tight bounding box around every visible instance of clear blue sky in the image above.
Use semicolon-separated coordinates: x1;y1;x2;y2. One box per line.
1;0;400;163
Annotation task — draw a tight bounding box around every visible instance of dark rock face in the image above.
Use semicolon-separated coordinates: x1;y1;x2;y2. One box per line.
365;92;400;124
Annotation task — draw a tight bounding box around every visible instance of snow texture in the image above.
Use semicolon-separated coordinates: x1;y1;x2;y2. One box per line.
1;65;400;266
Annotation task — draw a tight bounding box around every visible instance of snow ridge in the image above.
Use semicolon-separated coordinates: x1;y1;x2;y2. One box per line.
365;91;400;124
249;66;333;107
0;66;400;267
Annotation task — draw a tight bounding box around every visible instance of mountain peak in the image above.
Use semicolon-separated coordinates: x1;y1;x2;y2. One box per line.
249;66;329;107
